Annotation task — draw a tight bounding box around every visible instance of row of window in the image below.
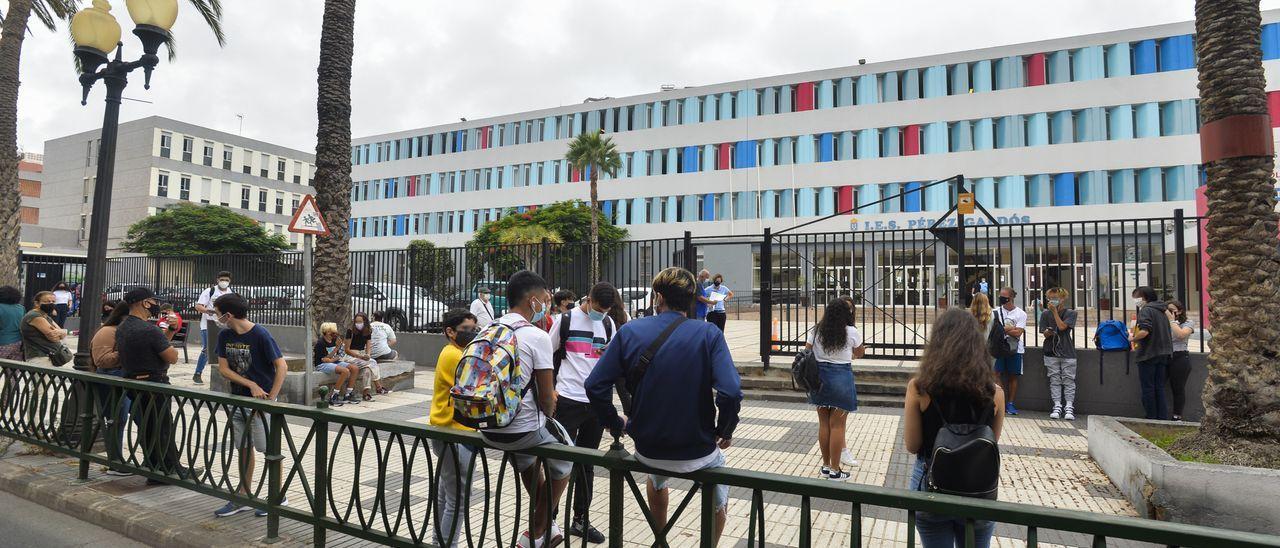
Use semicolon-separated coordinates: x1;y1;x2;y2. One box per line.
350;24;1239;166
154;170;305;216
348;99;1200;202
350;164;1201;238
156;131;314;186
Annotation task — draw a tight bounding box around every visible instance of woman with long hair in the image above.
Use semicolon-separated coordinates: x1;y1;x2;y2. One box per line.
904;309;1005;548
805;298;865;481
344;312;385;402
969;292;993;337
1165;300;1195;421
51;282;73;328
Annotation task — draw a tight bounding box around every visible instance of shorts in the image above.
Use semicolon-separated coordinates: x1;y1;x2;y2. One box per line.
231;407;269;452
315;361;350;374
994;354;1024;375
807;361;858;412
648;449;729;513
483;424;572;480
373;350;398;362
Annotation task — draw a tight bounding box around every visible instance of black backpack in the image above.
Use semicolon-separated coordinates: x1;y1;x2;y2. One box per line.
552;310;614;376
986;310;1018;359
790;349;821;392
927;402;1000;500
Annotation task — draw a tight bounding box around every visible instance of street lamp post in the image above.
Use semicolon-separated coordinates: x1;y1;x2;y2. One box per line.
69;0;178;371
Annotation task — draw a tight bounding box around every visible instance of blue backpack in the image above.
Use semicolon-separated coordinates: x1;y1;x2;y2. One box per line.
1093;320;1132;384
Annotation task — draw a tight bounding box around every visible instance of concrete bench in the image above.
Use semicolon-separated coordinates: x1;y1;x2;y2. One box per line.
211;359;416;405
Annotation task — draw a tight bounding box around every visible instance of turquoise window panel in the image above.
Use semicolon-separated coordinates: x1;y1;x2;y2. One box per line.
974;119;995;150
1026;175;1050;207
951;120;974;152
501;166;513;189
1133;39;1157;74
779;85;793;113
882;183;902;213
719;92;734;120
666;148;678;174
664;100;678;126
682;195;698;222
1105;43;1132;77
780;137;795;165
857;183;881;212
862;128;883;158
703;144;716;170
1079;170;1108;205
1137;167;1163;202
923;122;949;154
857;74;879;105
1165;165;1196;201
1072;46;1105;81
837;77;854;107
998;175;1027;208
996;115;1025;149
738;191;757;219
737;89;757;117
1158;35;1195;71
949;63;970;95
818;187;836;216
761;190;777;218
1075;107;1106;142
880;126;901;156
902;69;921;100
881;72;899;102
1026;113;1049;146
818;80;835;109
429;173;441;194
923;66;947;98
632;151;647;177
1135;102;1160;138
839;131;855;160
1264;23;1280;60
971;60;993;92
993;56;1024;90
798;188;816;217
542;117;556;141
761;139;776;167
703;95;717;122
1047;51;1070;84
924;181;949;211
1108;105;1135;140
541;162;554;184
650;101;664;128
721;192;734;220
631;198;647;225
1050;111;1075;144
586;110;601;133
617;200;630;225
602;201;614;221
1161;99;1197;136
461;212;474;233
666;197;678;222
633;104;649;130
682;97;699;124
1110;169;1136;203
426;213;438;234
761;87;778;115
975;177;998;207
796;135;815;164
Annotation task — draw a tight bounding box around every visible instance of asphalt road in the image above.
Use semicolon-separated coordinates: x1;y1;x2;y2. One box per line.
0;490;147;547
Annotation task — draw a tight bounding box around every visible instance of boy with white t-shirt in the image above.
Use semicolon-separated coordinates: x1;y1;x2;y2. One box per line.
993;287;1028;415
479;270;570;548
192;270;233;385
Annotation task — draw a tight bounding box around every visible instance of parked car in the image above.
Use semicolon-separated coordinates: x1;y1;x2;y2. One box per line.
103;283;151;303
351;282;448;331
619;286;655;318
155;287;204;313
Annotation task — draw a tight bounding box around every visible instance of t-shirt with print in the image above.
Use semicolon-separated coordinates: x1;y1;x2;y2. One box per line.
481;313;554;437
550;307;613;403
217;324;283;398
995;306;1028;354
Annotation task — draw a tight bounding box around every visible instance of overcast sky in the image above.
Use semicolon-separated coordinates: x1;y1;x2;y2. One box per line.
13;0;1280;155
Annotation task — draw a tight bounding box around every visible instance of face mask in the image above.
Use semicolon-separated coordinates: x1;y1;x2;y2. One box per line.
480;293;490;302
354;322;365;330
145;303;160;318
1133;298;1145;307
998;296;1010;305
531;298;547;323
713;280;722;287
588;309;607;322
217;281;230;290
215;314;230;328
1048;299;1061;307
39;303;55;314
453;329;477;347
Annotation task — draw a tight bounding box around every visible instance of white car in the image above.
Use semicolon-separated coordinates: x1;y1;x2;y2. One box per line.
351;282;448;330
619;286;655;318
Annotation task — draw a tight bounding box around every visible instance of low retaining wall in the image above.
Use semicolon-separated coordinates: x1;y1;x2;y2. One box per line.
1088;416;1280;534
210;359;417;405
256;323;448;368
1014;349;1207;421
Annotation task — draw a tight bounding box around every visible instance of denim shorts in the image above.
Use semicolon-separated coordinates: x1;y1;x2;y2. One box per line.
483;424;572;480
315;361;349;374
230;407;270;452
648;449;729;513
808;362;858;412
993;354;1024;375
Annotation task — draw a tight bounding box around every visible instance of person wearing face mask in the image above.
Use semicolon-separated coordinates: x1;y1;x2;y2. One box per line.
429;308;478;547
192;271;234;385
469;286;495;328
548;282;619;543
992;287;1027;416
20;291;68;366
1130;286;1172;420
1038;287;1078;420
694;270;713;321
50;282;73;328
704;274;733;333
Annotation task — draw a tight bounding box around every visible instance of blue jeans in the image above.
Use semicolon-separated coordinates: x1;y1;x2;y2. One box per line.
96;369;131;465
910;459;995;548
1137;356;1169;420
195;329;209;374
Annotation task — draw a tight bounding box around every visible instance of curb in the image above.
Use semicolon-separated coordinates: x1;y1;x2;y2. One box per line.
0;458;290;547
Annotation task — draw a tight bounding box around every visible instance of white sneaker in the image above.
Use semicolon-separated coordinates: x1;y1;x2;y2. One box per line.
820;465;831;477
1064;407;1075;421
840;448;859;467
1049;405;1062;420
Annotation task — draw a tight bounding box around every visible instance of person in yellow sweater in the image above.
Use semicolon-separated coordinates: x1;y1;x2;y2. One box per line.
430;308;478;547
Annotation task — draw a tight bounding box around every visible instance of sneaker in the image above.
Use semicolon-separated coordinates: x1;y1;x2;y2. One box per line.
840;448;859;467
569;516;605;544
1064;408;1076;421
329;393;345;407
820;465;831;477
1049;405;1062;420
1006;403;1018;416
192;373;203;385
104;468;134;477
345;392;360;404
826;470;851;481
214;501;252;517
376;387;390;395
255;497;288;517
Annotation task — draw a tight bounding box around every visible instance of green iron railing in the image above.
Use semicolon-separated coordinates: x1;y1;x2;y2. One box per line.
0;358;1277;548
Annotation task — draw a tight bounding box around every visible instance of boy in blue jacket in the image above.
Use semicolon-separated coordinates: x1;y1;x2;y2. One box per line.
585;267;742;543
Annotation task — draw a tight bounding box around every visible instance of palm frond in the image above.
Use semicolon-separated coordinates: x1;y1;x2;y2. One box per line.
30;0;57;32
185;0;226;46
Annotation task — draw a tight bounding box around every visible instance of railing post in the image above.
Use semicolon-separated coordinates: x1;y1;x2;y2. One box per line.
700;480;717;548
313;387;329;547
264;410;284;543
1173;208;1187;305
76;379;96;481
759;228;773;370
540;237;552;287
605;436;627;548
684;231;697;317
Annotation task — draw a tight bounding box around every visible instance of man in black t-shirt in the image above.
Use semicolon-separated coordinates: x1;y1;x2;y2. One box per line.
115;287;190;482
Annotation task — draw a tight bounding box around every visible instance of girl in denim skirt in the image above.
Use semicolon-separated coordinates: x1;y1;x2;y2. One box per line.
805;298;865;481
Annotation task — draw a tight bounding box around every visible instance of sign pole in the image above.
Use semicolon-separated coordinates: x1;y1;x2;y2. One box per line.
303;233;315;406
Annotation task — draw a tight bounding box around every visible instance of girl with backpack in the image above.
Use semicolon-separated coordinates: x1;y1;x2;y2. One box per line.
904;309;1006;548
805;299;865;481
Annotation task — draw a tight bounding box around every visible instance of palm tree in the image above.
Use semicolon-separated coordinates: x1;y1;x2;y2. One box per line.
565;130;621;283
1172;0;1280;467
0;0;225;287
310;0;355;331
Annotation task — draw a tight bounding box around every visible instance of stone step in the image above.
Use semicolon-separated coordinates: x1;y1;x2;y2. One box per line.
744;389;904;408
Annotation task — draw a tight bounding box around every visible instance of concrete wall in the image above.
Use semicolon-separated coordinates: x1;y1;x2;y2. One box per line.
1016;348;1207;420
256;323;449;368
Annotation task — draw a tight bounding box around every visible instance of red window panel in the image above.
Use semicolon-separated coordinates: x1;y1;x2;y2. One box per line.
796;82;816;111
717;143;732;170
1268;90;1280;127
407;175;417;197
570;167;581;182
480;126;491;149
837;186;854;213
903;125;922;156
1027;53;1047;86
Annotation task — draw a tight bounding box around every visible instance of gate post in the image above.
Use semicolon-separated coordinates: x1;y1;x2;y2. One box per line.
683;231;696;317
540;237;553;288
760;228;772;369
1174;208;1187;305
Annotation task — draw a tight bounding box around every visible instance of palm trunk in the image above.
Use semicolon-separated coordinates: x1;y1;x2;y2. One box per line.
1173;0;1280;466
588;168;600;283
0;0;33;288
311;0;356;332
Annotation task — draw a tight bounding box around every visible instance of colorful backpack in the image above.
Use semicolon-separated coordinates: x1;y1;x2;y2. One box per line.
450;320;533;430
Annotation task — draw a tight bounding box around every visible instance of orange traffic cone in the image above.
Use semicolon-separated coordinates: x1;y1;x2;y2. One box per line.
771;319;780;351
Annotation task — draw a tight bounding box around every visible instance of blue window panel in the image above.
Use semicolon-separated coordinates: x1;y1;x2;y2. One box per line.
648;102;663;129
950;120;974;152
795;135;814;164
779;137;795;165
923;122;949;154
760;87;777;115
1135;102;1160;138
736;140;758;168
666;99;680;126
1264;23;1280;60
857;74;879;105
612;200;626;225
902;69;921;100
682;146;700;173
856;183;881;212
1161;99;1197;136
973;119;995;150
797;188;817;217
702;145;716;170
719;92;734;120
998;175;1027;208
1105;43;1132;77
880;72;899;102
1108;105;1135;140
860;128;882;159
737;89;758;117
543;116;557;141
429;173;441;195
818;134;835;162
632;151;647;177
630;198;647;225
836;77;854;107
1024;175;1050;207
777;190;794;217
602;200;614;220
665;148;678;174
996;115;1025;149
703;95;717;122
1158;35;1195;71
665;197;678;222
702;194;716;221
1079;170;1108;205
1073;46;1105;81
426;214;438;234
349;219;356;235
1110;169;1136;203
584;164;594;181
923;65;947;98
461;212;474;233
1076;107;1106;142
1050;111;1075;144
817;80;835;109
839;131;855;160
976;177;999;207
971;61;993;92
880;129;901;159
501;166;513;190
432;134;445;155
924;182;949;212
632;105;648;130
761;190;777;218
993;56;1023;90
1026;113;1049;146
682;97;699;125
778;85;793;113
1047;51;1071;84
1165;165;1196;201
903;182;923;212
681;195;697;222
949;62;970;95
1133;39;1158;74
719;192;733;220
1053;173;1077;206
882;183;902;213
818;188;835;216
761;139;776;167
738;191;757;219
542;161;554;184
585;110;601;133
454;131;465;152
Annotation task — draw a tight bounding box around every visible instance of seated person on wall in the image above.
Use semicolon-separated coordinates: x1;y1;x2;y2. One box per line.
313;322;362;407
369;311;399;362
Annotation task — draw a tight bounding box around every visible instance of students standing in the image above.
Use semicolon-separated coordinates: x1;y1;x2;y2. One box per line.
805;299;865;481
51;282;73;328
1131;286;1172;420
91;304;133;476
694;269;712;321
992;287;1026;415
117;288;193;483
1165;300;1195;421
469;286;495;327
704;274;733;332
1039;287;1078;420
210;293;289;518
192;271;234;385
429;309;478;548
586;267;742;545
